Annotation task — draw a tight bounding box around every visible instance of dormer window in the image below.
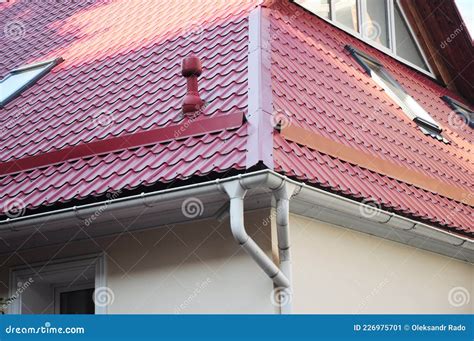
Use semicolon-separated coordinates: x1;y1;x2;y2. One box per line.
347;46;448;143
293;0;433;75
0;58;63;108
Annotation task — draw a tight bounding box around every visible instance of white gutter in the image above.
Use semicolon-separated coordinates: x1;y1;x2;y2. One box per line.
1;169;472;249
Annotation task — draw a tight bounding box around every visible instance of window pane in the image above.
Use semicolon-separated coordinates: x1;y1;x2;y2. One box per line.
0;65;49;104
363;0;389;48
294;0;331;19
333;0;358;32
60;288;95;314
356;53;439;128
394;3;428;70
373;69;438;126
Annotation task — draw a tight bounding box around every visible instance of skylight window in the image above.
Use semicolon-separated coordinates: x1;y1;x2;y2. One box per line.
0;58;63;108
346;46;448;143
442;96;474;129
293;0;433;76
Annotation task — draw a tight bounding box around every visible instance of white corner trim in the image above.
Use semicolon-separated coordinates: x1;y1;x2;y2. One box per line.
246;6;274;169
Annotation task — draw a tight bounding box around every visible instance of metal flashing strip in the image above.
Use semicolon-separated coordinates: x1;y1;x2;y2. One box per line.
280;124;474;206
0;111;244;176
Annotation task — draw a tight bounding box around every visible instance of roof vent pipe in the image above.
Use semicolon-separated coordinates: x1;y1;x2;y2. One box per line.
182;55;204;116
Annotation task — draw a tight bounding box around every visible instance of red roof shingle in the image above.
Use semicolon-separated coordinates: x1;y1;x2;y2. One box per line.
271;1;473;234
0;0;253;210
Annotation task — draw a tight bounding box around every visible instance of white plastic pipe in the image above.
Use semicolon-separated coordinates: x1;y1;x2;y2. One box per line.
273;181;300;314
220;180;290;289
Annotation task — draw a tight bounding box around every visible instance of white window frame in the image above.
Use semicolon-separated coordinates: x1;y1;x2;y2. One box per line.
7;254;107;315
294;0;435;77
347;45;448;142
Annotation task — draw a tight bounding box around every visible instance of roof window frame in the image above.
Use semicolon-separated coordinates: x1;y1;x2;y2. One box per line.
0;57;63;108
346;45;448;143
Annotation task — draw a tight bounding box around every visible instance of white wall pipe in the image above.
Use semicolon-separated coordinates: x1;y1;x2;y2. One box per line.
220;180;290;289
273;181;300;314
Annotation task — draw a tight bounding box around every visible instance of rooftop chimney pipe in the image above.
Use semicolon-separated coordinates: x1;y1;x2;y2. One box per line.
182;55;204;116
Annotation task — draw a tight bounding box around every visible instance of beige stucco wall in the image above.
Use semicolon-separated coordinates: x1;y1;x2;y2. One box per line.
290;213;474;314
1;208;472;314
0;209;276;314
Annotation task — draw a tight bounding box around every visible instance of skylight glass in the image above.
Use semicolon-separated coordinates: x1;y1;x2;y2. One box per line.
347;46;447;142
0;58;62;107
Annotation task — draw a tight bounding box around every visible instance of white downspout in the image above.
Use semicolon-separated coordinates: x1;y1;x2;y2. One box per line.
221;180;290;289
220;178;299;313
273;181;300;314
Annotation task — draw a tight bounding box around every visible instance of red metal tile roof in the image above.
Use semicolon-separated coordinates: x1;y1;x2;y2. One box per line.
0;0;253;211
271;2;473;235
0;0;472;237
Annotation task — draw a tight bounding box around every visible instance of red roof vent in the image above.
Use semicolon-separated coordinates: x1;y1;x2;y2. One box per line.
182;55;204;116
